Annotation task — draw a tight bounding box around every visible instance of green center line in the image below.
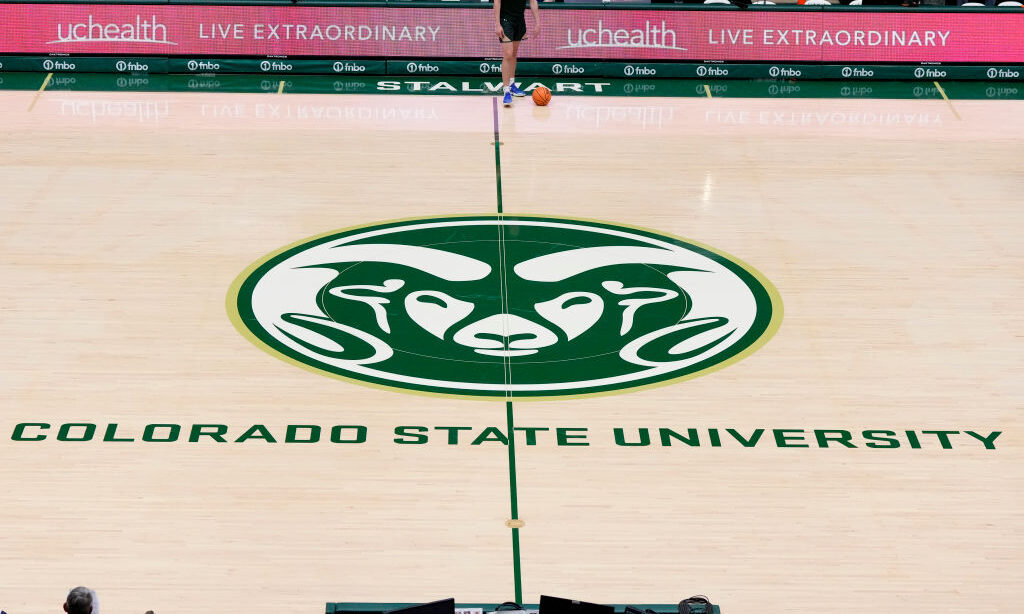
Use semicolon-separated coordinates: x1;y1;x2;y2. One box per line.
506;401;523;603
492;96;524;604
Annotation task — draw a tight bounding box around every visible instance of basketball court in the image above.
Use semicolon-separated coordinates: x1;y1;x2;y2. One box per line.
0;78;1021;614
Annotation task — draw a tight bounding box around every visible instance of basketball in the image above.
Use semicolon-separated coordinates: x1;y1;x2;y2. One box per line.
532;86;551;106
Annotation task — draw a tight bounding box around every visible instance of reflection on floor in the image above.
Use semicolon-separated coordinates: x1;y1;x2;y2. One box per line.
1;72;1023;101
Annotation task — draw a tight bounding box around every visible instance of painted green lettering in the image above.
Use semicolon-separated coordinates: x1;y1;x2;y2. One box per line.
965;431;1001;450
434;426;472;445
103;423;134;442
286;425;321;443
330;425;366;444
921;430;958;449
708;428;722;447
57;423;96;442
905;430;922;449
189;424;228;442
514;427;548;445
814;430;855;448
774;429;809;448
472;427;508;445
727;428;764;447
557;427;589;446
12;423;49;441
659;428;700;447
236;424;277;443
142;424;181;443
394;426;429;444
614;428;650;447
862;430;900;449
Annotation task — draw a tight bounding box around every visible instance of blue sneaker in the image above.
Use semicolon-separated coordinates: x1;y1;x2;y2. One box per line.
509;83;527;97
502;90;513;107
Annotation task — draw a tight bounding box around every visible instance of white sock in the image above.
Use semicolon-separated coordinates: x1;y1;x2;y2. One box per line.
504;85;511;93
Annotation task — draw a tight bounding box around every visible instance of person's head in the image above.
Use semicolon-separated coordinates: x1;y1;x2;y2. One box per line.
63;587;93;614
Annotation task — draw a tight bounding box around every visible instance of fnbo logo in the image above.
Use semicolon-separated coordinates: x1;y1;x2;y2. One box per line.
229;216;781;398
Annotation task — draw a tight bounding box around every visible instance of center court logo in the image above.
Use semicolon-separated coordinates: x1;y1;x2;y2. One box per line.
229;216;781;398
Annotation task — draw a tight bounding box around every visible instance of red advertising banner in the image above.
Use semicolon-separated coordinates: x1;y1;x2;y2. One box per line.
1;4;1022;62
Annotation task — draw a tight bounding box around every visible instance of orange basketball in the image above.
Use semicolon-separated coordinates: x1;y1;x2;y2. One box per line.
532;86;551;106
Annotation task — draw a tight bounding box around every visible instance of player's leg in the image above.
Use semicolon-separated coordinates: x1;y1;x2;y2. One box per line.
499;17;516;106
501;40;516;89
509;41;523;96
501;39;515;106
508;18;528;97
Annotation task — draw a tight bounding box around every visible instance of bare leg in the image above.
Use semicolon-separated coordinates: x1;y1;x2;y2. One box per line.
510;40;521;87
501;41;515;87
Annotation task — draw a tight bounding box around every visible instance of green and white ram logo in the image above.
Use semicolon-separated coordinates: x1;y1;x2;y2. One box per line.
229;216;781;398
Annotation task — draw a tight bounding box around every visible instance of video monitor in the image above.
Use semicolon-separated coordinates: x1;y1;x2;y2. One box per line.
387;599;457;614
539;596;615;614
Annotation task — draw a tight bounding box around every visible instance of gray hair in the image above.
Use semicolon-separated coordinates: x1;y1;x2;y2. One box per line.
65;587;93;614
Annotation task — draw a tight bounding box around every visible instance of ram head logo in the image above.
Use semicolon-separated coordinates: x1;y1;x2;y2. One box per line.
234;218;779;397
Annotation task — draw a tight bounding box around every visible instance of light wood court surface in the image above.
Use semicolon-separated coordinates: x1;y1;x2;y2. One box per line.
0;87;1022;614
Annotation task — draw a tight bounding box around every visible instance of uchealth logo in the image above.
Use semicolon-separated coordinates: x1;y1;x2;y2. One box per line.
561;20;686;52
50;15;176;45
229;216;782;398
